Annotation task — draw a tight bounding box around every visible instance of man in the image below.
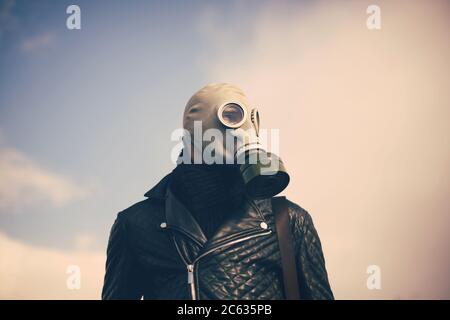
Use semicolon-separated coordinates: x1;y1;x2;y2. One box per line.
102;83;333;300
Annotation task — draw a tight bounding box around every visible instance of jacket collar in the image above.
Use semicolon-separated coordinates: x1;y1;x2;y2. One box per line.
144;172;271;250
144;173;171;199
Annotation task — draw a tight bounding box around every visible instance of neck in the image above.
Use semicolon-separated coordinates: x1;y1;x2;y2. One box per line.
169;163;245;239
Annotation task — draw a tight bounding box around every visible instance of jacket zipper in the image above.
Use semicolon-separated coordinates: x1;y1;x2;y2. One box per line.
178;229;272;300
171;235;196;299
186;264;196;299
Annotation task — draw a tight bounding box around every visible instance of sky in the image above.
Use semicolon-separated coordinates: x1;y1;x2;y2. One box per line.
0;0;449;299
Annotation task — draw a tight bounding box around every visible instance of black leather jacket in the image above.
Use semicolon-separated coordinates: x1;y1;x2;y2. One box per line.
102;173;334;300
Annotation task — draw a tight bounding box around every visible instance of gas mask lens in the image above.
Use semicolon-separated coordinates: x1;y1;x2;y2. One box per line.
218;103;246;128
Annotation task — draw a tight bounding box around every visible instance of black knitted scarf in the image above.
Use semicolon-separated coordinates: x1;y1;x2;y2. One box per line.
169;163;246;239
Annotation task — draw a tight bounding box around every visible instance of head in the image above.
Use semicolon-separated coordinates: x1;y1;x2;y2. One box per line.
179;83;289;199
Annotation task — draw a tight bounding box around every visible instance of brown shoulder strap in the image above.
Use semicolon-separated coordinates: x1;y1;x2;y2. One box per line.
272;196;301;300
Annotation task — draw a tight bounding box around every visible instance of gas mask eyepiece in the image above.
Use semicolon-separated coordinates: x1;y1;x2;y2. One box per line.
218;102;247;128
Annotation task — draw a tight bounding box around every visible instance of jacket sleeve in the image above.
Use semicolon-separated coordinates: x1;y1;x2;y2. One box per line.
101;213;143;300
288;201;334;300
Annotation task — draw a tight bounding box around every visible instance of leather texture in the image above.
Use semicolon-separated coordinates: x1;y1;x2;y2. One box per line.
102;173;334;300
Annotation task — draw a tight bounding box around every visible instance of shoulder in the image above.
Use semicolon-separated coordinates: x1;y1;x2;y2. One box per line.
282;198;324;252
264;196;316;235
110;173;170;235
282;197;314;231
115;198;165;231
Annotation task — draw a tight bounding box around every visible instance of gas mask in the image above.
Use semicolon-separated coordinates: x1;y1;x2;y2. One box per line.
179;83;289;199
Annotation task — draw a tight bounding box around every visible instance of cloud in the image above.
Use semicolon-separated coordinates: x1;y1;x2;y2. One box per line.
73;233;97;251
0;231;104;299
20;32;55;52
0;0;17;42
0;1;54;51
0;147;88;211
201;0;450;299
